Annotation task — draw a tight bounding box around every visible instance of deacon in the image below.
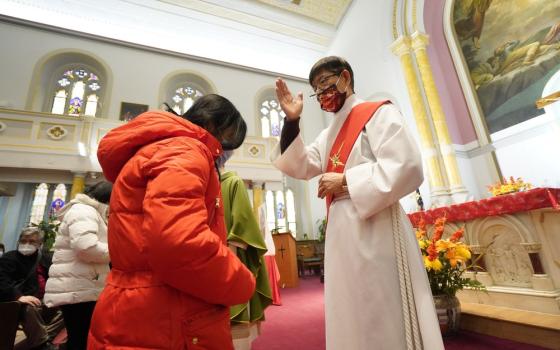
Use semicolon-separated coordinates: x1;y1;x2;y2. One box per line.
272;56;444;350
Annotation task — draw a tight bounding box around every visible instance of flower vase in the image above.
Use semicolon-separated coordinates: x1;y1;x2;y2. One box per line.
433;295;461;336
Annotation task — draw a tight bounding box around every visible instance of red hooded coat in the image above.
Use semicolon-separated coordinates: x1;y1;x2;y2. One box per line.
88;111;256;350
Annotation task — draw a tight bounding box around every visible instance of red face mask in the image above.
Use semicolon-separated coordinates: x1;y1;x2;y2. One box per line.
318;85;347;113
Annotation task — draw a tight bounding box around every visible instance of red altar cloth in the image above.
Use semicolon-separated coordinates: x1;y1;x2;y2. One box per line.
408;188;560;227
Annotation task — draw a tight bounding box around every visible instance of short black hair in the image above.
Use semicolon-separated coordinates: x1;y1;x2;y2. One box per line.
181;94;247;150
309;56;355;91
84;181;113;204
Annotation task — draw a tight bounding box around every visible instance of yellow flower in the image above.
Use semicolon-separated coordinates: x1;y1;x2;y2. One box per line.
424;257;443;271
456;245;471;260
436;240;456;252
416;229;427;239
418;240;429;249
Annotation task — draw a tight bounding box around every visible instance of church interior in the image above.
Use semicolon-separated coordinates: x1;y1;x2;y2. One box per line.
1;0;560;349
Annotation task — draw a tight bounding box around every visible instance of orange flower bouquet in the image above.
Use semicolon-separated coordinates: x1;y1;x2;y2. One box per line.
416;217;485;297
488;176;532;196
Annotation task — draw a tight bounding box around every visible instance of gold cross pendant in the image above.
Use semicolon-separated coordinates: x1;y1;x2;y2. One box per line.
330;142;345;169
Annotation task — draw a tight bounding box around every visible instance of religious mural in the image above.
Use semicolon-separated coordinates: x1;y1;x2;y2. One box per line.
453;0;560;133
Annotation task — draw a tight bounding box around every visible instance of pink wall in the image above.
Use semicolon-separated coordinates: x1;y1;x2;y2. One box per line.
423;0;477;145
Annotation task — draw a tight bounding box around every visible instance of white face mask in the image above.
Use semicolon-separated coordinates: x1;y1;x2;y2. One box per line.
18;244;38;256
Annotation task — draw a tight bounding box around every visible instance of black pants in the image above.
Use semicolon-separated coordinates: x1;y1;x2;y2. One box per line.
60;301;96;350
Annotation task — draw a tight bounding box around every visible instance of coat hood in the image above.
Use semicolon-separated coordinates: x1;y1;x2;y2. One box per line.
57;193;108;222
97;111;223;182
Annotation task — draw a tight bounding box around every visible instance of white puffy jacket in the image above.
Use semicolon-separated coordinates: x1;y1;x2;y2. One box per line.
44;194;110;307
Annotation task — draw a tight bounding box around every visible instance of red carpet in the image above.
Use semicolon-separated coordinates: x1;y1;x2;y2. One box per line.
252;276;548;350
252;277;325;350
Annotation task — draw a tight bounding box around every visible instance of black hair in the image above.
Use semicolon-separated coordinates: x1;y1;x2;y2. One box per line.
309;56;355;91
165;94;247;150
84;181;113;204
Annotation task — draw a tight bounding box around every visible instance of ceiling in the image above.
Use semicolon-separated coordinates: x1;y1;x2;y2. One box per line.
0;0;354;78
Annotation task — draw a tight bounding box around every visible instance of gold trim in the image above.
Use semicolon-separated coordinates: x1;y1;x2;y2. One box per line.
37;122;78;142
403;0;409;36
392;0;399;40
536;91;560;109
412;0;417;32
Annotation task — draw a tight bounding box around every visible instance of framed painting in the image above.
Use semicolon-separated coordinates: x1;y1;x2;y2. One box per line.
447;0;560;134
119;102;149;122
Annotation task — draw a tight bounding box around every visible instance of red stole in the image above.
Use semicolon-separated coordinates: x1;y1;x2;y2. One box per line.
325;101;389;214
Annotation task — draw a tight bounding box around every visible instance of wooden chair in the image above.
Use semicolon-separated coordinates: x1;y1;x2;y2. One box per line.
0;301;22;350
296;241;324;277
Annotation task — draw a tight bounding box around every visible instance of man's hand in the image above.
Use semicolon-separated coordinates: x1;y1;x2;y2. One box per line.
318;173;348;199
18;295;41;306
276;78;303;121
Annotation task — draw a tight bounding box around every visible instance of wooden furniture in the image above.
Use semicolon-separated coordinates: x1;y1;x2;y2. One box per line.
272;232;299;288
296;240;324;277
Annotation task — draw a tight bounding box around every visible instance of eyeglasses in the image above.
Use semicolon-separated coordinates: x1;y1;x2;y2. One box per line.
309;73;340;99
309;73;340;100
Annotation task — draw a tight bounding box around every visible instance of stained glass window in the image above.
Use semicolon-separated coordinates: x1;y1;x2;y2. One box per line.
51;68;101;117
266;190;276;233
260;98;285;138
286;189;296;234
275;190;286;231
52;184;67;202
50;184;67;216
172;86;204;114
29;183;49;224
264;188;297;235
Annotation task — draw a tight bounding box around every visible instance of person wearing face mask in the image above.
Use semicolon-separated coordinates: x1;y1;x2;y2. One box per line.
89;94;256;350
216;151;272;325
272;56;444;350
43;181;112;350
0;227;65;350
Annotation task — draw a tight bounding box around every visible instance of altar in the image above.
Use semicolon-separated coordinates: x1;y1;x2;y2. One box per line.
408;188;560;315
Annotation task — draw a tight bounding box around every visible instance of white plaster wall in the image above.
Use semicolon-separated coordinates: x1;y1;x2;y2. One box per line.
492;114;560;188
0;21;324;137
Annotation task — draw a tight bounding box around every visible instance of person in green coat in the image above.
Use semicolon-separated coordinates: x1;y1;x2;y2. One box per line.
218;151;273;323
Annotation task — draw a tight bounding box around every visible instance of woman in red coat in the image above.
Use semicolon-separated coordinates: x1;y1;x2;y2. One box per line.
89;95;256;350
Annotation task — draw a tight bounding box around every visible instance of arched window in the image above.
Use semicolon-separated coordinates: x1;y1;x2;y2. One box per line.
51;68;101;116
29;51;110;117
160;71;215;115
171;85;204;115
265;188;297;235
259;97;285;138
285;189;296;233
52;184;67;202
29;183;49;224
266;191;276;233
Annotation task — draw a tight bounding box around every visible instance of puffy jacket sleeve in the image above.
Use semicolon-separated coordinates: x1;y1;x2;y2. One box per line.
142;145;255;306
66;204;110;264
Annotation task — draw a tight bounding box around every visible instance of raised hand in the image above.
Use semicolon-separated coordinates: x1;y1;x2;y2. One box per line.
276;78;303;121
